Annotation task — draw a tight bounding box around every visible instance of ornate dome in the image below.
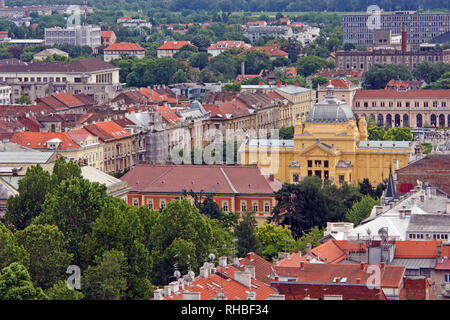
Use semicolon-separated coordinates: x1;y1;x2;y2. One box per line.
306;85;355;123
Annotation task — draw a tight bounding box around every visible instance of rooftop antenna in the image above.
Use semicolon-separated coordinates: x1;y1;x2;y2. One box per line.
83;0;87;26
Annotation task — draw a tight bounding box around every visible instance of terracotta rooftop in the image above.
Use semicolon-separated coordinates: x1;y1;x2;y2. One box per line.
121;164;281;195
84;121;131;142
157;41;197;51
248;45;288;57
104;42;145;52
394;240;441;259
274;263;405;288
10;132;80;150
237;252;274;285
100;30;116;38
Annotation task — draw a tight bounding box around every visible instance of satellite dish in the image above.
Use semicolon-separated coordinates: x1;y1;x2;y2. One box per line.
208;253;216;261
174;270;181;279
188;270;195;278
233;257;240;267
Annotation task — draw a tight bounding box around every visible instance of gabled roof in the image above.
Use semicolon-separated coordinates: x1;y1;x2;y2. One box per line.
84;121;131;142
238;252;274;285
164;264;276;300
157;41;197;50
104;42;145;52
10;132;81;150
247;45;288;57
394;240;440;259
274;263;405;288
101;30;116;38
121;164;281;195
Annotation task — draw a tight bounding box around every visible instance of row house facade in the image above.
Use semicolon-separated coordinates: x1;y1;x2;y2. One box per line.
352;89;450;128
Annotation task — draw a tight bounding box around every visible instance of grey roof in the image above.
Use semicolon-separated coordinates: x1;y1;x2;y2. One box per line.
247;139;294;148
391;258;436;270
0;152;56;164
336;160;352;168
306;95;355;123
357;140;412;149
407;214;450;233
0;178;18;200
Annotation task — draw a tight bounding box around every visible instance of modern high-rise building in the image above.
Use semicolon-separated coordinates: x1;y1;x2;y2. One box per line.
45;25;101;50
343;11;450;50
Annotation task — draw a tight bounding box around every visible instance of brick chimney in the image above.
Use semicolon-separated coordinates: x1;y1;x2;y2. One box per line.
153;288;164;300
402;23;408;52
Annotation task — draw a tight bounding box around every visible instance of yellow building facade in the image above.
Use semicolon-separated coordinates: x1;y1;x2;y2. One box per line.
240;85;415;186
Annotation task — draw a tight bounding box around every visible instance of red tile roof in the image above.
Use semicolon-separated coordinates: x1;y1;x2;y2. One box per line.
275;263;405;288
276;252;308;267
165;264;276;300
10;132;80;150
100;30;115;39
151;105;180;124
52;92;85;108
121;164;280;195
84;121;131;142
394;240;441;259
157;41;197;51
435;258;450;271
104;42;145;52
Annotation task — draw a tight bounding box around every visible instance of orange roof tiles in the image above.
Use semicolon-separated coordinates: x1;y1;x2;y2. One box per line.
157;41;197;51
276;252;308;267
84;121;131;142
151;105;180;124
10;132;80;149
165;265;276;300
394;240;441;259
52;92;85;108
238;252;274;285
104;42;145;52
248;45;288;57
101;30;115;39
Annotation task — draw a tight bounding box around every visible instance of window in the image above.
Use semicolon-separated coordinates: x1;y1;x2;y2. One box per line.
308;170;312;176
293;174;299;183
324;160;329;168
339;175;345;184
241;202;247;212
160;200;166;209
223;202;229;212
307;160;312;167
147;200;153;210
133;199;139;207
252;202;258;212
264;202;270;213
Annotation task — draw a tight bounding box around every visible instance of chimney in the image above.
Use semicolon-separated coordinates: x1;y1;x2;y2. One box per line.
199;266;208;279
306;243;312;259
169;281;179;294
269;174;274;181
182;292;201;300
375;206;383;215
234;271;251;288
356;278;361;284
402;23;408;52
360;263;365;271
247;291;256;300
241;61;245;77
278;252;290;260
244;265;256;279
300;262;304;270
219;256;227;267
163;285;172;297
420;193;425;203
380;262;385;271
153;288;164;300
437;244;443;262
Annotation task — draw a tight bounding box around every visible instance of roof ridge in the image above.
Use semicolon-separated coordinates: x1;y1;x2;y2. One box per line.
220;167;238;194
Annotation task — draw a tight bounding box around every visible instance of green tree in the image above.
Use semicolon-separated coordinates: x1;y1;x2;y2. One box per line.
368;126;386;140
82;250;128;300
255;224;296;261
191;34;211;52
15;224;72;290
0;263;47;300
364;64;412;89
51;157;82;187
16;95;32;105
189;52;210;69
296;55;334;77
311;76;329;89
385;127;413;141
359;178;375;197
149;198;222;285
234;211;260;257
46;280;84;300
34;178;109;264
224;82;241;92
346;195;379;226
6;165;52;230
279;126;294;139
0;223;29;270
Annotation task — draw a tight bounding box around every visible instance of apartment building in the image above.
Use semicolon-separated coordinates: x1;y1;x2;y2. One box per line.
0;58;121;104
343;11;450;50
45;25;101;50
103;42;145;62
